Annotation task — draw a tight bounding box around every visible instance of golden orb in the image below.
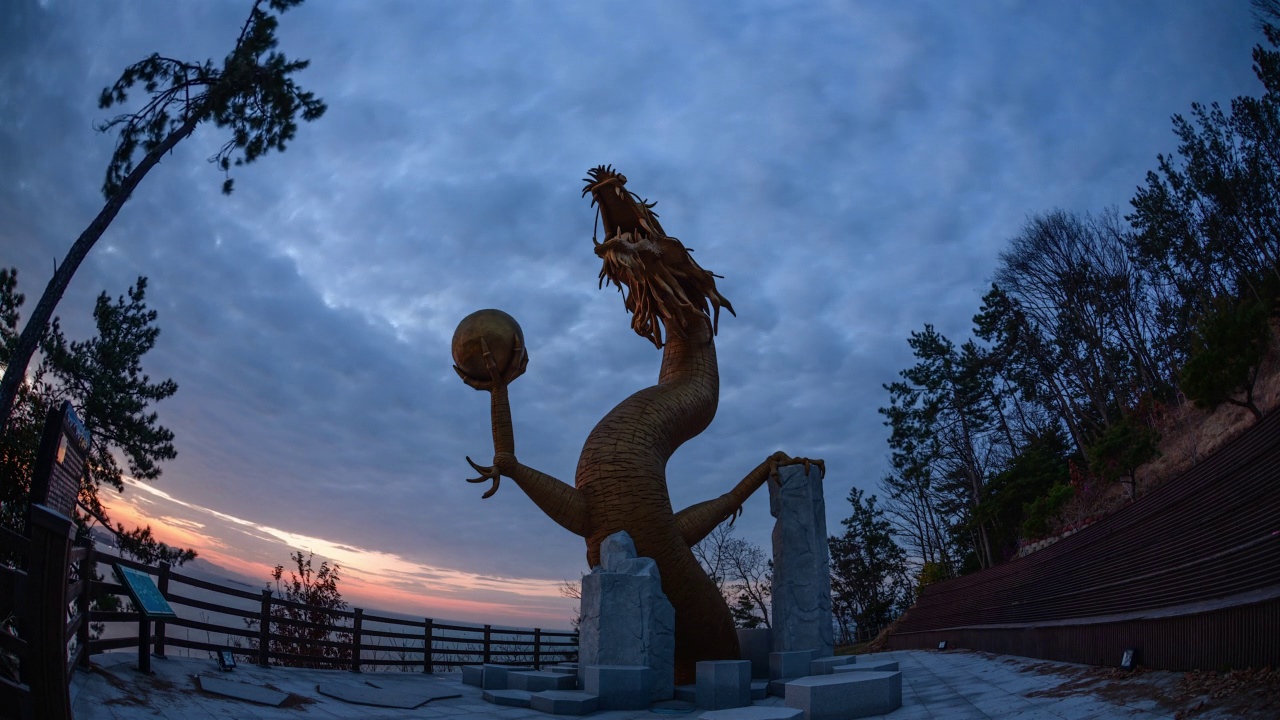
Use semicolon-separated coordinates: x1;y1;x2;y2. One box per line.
452;309;525;383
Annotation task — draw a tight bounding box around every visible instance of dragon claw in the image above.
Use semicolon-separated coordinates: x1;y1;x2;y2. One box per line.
768;454;826;484
479;337;502;385
508;334;528;383
727;503;744;526
456;333;528;392
465;455;501;499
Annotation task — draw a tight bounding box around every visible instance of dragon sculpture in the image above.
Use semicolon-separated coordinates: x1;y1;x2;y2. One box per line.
454;166;824;683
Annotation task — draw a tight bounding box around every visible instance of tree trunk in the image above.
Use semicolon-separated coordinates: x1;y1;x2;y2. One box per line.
0;114;200;436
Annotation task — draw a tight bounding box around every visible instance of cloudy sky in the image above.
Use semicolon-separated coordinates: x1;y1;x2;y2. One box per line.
0;0;1264;629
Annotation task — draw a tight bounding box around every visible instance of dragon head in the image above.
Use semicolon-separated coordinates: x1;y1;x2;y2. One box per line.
583;165;734;348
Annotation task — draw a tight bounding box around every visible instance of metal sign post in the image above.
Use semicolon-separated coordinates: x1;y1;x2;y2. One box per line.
113;564;177;674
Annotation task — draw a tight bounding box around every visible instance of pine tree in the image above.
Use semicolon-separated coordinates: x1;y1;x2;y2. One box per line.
0;0;325;434
0;269;192;564
828;489;910;645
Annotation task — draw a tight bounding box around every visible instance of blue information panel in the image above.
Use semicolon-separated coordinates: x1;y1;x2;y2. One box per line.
113;564;176;618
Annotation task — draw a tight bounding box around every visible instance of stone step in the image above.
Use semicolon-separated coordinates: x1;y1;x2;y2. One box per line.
531;690;599;715
810;655;854;675
510;670;577;692
784;670;902;719
196;675;287;707
462;663;524;690
768;677;798;698
482;688;533;708
833;659;899;673
750;679;769;700
700;707;803;719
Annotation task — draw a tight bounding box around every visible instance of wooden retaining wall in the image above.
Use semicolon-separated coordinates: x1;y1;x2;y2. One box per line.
887;409;1280;671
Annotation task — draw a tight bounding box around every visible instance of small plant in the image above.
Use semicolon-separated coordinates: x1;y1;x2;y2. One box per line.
245;550;352;668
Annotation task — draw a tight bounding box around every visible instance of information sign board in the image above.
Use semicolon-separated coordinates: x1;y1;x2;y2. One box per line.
30;400;91;518
113;564;176;618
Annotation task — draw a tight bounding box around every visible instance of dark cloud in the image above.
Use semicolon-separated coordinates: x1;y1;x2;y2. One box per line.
0;0;1262;620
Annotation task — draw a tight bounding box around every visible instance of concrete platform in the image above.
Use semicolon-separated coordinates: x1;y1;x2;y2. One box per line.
196;674;288;706
316;680;461;708
69;649;1190;719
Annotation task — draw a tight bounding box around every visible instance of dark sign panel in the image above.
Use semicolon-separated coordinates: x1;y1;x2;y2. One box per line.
113;564;176;618
30;401;92;518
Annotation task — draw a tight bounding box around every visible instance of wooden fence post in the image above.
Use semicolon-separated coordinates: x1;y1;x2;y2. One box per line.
153;561;170;658
77;541;95;669
258;589;272;667
25;504;75;720
423;618;434;674
351;608;363;673
483;624;492;664
533;628;541;670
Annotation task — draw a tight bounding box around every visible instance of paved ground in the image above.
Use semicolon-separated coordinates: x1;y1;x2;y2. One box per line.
69;649;1184;719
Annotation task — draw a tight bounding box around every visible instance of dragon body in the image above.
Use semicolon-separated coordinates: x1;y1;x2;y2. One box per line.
457;166;822;684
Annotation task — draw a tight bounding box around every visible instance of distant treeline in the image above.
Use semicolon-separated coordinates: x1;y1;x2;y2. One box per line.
870;6;1280;601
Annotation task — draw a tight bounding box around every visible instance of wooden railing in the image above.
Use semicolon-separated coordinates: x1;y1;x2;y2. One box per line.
0;522;32;719
0;505;95;720
86;555;578;673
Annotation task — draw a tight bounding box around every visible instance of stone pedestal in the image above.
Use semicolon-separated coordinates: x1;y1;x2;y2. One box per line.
769;650;815;681
582;665;652;710
695;659;751;710
737;628;772;679
578;531;675;701
769;464;832;658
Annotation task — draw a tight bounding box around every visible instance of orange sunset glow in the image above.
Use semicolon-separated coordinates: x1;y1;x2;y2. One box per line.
101;478;577;629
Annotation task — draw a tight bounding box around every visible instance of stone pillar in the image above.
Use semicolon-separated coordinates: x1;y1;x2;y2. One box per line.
769;463;832;658
578;531;676;701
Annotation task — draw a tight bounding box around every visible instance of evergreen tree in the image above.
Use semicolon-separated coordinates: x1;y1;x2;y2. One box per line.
1086;410;1161;501
1180;296;1271;419
829;488;910;645
0;0;325;435
1127;4;1280;404
0;270;192;565
881;325;1004;570
973;428;1073;551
